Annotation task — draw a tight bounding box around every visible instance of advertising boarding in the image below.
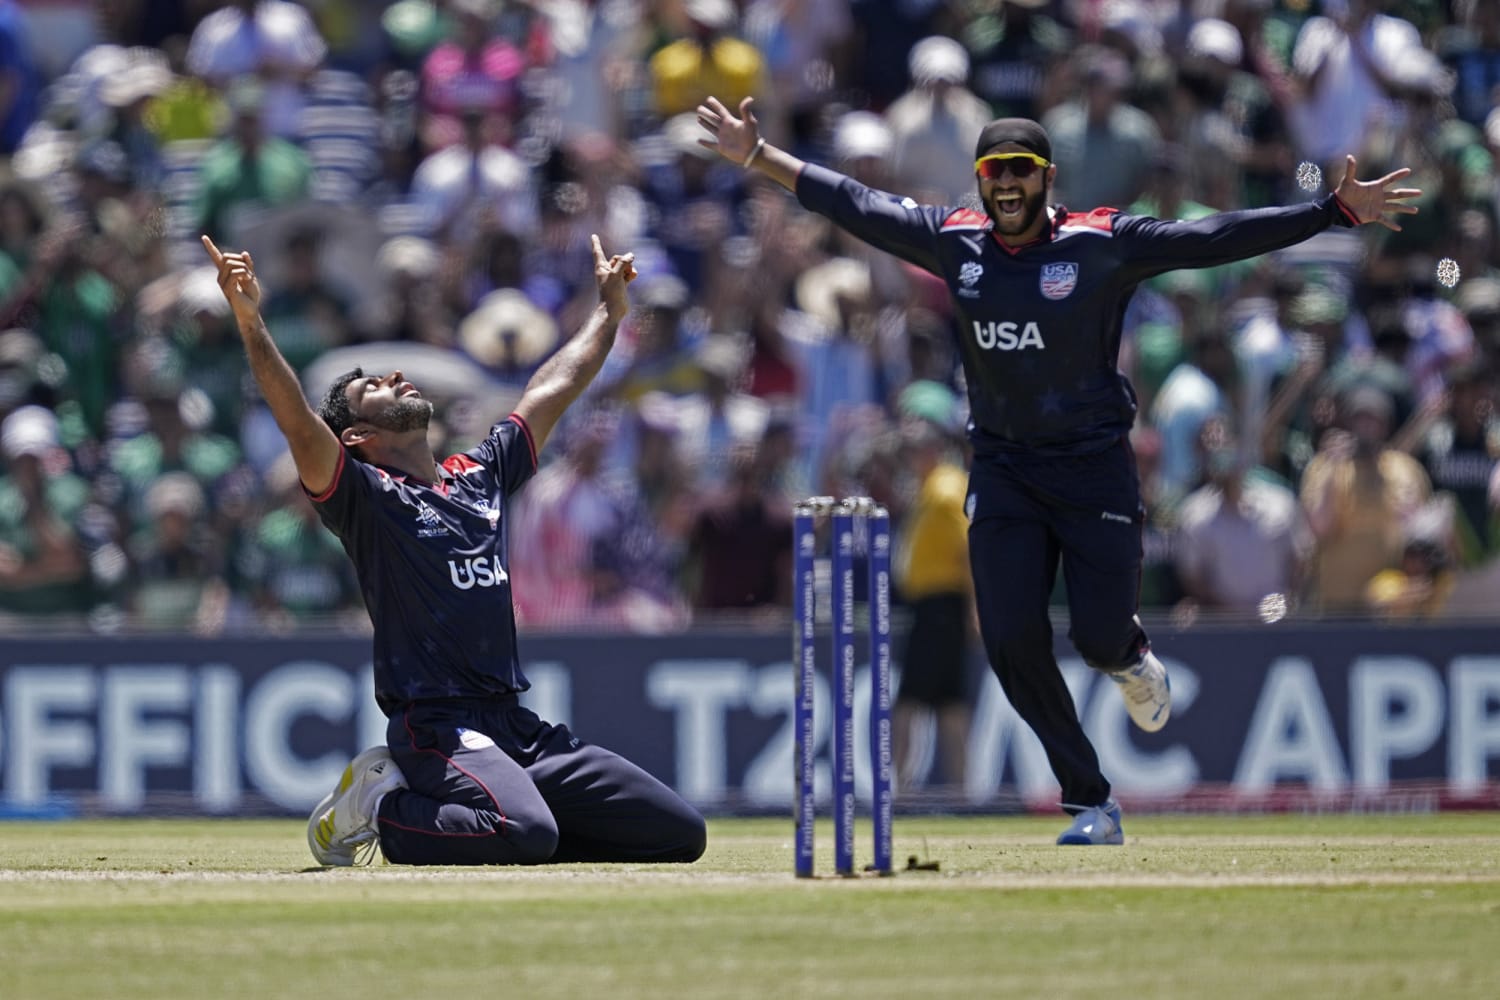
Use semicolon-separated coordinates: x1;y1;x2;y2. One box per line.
1;624;1498;815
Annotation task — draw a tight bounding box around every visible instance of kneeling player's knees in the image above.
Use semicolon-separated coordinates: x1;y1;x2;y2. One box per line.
465;808;557;865
504;813;560;864
672;812;708;863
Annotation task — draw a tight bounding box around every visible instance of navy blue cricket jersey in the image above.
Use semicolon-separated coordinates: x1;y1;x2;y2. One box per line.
796;163;1358;456
306;415;537;714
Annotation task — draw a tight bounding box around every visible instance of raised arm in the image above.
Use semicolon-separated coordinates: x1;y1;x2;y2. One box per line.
512;234;636;454
698;95;947;273
201;235;342;495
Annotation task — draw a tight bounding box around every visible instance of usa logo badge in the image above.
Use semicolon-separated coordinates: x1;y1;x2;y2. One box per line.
1040;262;1078;301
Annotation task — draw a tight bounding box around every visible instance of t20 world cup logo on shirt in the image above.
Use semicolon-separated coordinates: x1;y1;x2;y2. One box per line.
1039;262;1078;301
957;261;983;298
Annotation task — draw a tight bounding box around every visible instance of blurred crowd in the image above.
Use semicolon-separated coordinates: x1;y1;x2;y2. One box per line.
0;0;1498;634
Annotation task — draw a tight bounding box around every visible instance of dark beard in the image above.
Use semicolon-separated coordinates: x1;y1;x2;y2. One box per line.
368;396;434;432
989;186;1048;239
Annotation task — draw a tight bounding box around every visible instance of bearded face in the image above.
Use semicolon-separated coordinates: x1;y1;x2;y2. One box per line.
366;395;434;433
975;145;1054;244
985;182;1049;239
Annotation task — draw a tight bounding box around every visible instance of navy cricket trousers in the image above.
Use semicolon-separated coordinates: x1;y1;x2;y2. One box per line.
374;697;707;865
967;441;1150;810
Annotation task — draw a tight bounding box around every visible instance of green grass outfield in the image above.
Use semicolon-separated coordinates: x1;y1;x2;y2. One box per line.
2;814;1498;999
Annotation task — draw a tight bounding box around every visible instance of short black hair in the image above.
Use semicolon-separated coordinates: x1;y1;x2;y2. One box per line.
317;367;364;438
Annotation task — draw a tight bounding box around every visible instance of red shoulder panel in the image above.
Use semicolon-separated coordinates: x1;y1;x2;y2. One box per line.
442;454;484;475
940;208;989;230
1057;207;1119;232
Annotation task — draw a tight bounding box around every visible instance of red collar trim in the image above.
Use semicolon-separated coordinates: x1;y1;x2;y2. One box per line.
375;460;453;496
987;207;1057;255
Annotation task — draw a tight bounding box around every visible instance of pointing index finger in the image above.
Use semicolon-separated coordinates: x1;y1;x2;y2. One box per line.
201;235;224;265
591;233;605;265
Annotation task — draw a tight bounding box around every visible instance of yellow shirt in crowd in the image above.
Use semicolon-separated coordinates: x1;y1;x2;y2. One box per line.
898;463;971;599
650;37;765;119
1299;448;1431;612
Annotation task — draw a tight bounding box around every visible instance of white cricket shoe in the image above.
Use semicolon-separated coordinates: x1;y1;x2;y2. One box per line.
1110;650;1171;732
307;746;408;866
1056;800;1124;845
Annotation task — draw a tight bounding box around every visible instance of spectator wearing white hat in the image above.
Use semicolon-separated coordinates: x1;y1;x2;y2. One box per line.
1176;17;1251;209
186;0;328;140
1214;0;1302;207
150;264;260;443
0;405;97;619
638;113;741;293
886;35;995;205
127;470;234;633
362;236;453;346
830;110;894;189
0;327;43;416
1287;0;1428;168
458;286;561;383
409;107;538;243
669;335;769;489
98;47;175;190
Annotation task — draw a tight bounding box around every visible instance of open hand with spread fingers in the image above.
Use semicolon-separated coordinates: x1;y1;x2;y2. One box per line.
1333;155;1422;231
695;95;759;165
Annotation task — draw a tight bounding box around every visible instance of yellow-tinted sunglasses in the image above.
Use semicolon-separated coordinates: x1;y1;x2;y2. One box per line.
974;152;1051;180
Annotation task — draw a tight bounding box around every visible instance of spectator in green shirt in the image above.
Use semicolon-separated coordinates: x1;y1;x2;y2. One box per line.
193;83;312;244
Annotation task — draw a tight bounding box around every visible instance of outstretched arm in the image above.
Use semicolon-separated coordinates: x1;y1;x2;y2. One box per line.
201;235;342;495
696;96;805;192
512;234;636;454
1119;156;1422;280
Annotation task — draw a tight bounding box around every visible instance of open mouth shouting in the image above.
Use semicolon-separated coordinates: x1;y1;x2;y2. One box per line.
991;190;1026;220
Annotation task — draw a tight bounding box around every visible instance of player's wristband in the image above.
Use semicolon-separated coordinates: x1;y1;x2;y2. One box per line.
743;138;766;168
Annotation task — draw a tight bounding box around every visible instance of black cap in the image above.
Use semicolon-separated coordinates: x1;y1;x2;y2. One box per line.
974;118;1051;162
